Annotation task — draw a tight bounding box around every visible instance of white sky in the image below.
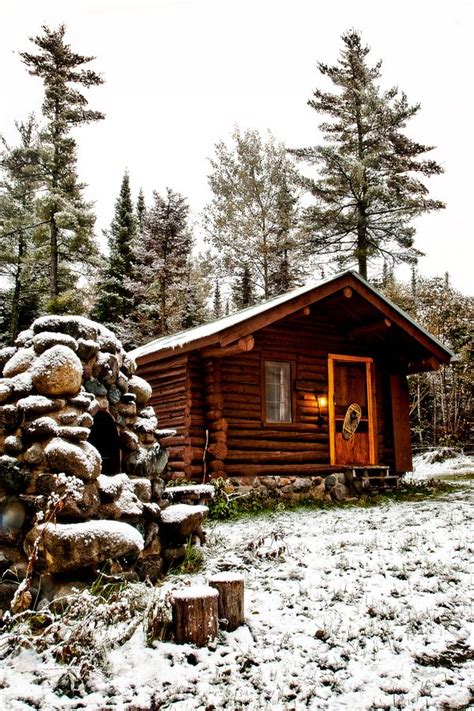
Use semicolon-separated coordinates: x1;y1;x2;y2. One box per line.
2;0;473;294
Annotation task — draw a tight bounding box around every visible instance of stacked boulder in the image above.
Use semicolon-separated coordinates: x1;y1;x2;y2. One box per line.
0;316;208;608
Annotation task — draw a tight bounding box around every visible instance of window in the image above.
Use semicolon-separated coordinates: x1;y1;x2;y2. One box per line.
265;361;292;422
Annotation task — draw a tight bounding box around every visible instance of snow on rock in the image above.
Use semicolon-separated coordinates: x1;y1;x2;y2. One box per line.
17;394;63;416
128;375;152;406
24;520;144;573
159;503;208;542
45;437;101;480
2;347;35;378
32;331;78;355
31;345;82;396
32;314;99;342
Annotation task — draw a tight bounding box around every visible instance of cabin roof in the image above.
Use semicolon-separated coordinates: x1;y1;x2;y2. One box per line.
130;270;455;366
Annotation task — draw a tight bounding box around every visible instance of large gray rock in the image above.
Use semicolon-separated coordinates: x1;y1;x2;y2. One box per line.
32;315;99;342
3;348;35;378
127;375;152;406
31;345;82;397
45;438;101;480
159;504;208;542
24;520;144;573
33;331;78;355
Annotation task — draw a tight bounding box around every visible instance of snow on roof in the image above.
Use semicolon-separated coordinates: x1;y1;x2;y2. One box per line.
129;270;454;361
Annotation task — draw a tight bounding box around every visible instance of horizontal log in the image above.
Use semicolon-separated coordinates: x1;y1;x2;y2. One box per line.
406;357;442;374
348;318;391;339
201;335;255;358
226;438;328;451
208;418;228;432
224;461;329;475
207;442;228;460
208;460;225;473
227;428;328;440
224;410;262;421
226;449;327;463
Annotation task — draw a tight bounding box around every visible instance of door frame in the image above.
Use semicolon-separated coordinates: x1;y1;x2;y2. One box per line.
327;354;377;466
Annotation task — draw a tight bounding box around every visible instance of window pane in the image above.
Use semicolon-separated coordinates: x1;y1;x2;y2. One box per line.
265;361;291;422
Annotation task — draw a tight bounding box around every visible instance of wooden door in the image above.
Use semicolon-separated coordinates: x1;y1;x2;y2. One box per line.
328;355;376;466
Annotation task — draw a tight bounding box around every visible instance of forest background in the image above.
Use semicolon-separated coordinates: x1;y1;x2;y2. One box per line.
0;0;472;449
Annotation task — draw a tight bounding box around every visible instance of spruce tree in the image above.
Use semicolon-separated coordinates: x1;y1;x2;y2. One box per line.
126;188;193;342
212;279;222;319
0;116;43;343
204;128;305;301
232;263;255;310
291;30;445;279
92;172;136;339
136;188;146;234
20;24;104;308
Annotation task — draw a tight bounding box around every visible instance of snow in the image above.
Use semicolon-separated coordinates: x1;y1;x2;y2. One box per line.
38;519;144;550
1;471;472;709
165;484;215;498
173;586;219;600
209;572;244;583
409;450;474;480
160;504;209;524
129;270;455;362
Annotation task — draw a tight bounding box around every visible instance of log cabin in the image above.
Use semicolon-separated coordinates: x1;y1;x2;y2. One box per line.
130;271;454;490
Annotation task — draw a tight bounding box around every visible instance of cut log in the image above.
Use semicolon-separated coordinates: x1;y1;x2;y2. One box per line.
208;573;245;631
172;586;219;646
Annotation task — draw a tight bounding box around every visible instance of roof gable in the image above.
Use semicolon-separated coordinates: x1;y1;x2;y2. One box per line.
130;270;454;365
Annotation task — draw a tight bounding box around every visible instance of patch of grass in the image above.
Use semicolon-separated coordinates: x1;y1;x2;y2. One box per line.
434;472;474;481
168;537;204;575
207;476;463;522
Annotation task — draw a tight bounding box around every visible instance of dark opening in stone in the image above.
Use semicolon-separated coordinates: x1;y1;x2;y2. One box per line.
89;411;121;475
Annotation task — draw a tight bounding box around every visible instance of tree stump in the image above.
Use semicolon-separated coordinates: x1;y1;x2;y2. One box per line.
208;572;245;631
172;585;219;646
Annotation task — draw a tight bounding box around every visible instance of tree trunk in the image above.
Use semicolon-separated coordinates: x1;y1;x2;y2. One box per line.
172;586;219;646
208;573;245;631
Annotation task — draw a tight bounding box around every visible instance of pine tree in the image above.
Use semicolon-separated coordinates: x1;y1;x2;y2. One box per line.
204;128;305;301
92;172;136;339
20;24;104;308
181;258;210;329
0;116;43;343
291;30;445;279
126;188;194;343
136;188;146;234
212;279;222;319
232;263;255;310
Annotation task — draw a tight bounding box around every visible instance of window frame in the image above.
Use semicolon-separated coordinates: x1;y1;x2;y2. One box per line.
262;357;295;425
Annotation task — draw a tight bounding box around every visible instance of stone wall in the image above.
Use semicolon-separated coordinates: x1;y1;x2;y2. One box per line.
0;316;208;612
225;471;367;503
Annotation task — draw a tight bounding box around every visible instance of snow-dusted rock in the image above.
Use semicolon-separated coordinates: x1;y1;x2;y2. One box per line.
45;438;101;480
14;329;33;347
56;426;90;442
17;395;63;417
24;520;144;573
23;416;58;440
3;348;35;378
33;331;78;355
0;346;17;371
159;504;208;542
31;345;82;397
32;315;99;342
0;380;12;403
127;375;152;406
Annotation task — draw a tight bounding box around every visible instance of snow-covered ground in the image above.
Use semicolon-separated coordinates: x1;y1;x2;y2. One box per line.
1;457;473;710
